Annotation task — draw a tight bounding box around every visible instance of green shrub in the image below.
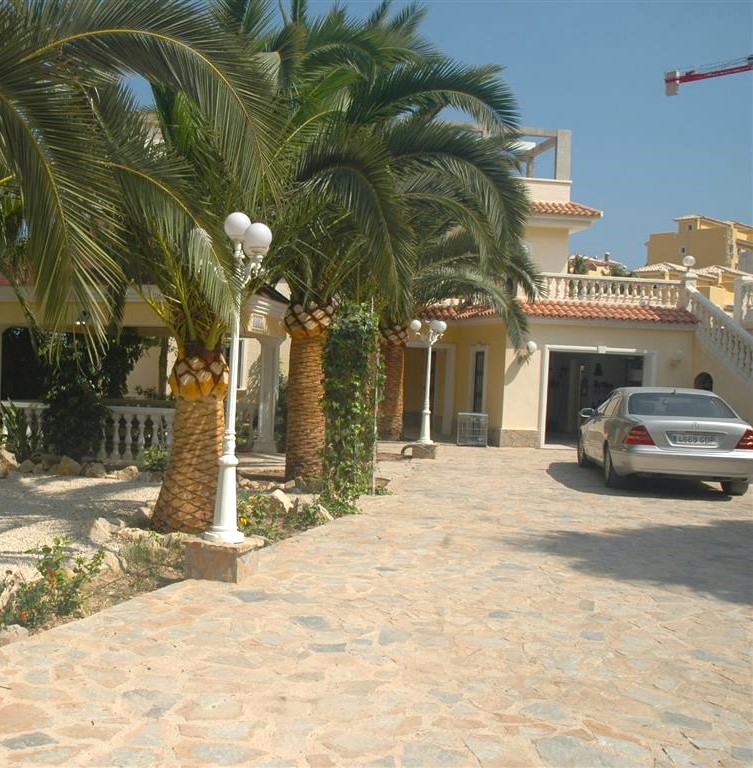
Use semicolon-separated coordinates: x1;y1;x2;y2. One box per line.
0;400;43;462
118;532;184;585
321;303;381;506
141;445;169;472
1;537;103;629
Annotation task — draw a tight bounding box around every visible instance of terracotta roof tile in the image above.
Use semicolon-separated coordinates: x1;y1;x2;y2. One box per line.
530;201;603;218
421;300;698;325
521;300;697;324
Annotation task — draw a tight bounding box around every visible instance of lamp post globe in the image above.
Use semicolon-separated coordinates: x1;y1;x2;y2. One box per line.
242;222;273;256
224;211;252;242
409;319;422;333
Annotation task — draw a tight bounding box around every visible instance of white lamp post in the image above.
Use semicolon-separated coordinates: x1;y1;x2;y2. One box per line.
204;213;273;544
410;318;447;444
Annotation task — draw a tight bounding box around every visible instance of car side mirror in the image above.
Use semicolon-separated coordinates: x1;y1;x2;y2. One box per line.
579;408;596;419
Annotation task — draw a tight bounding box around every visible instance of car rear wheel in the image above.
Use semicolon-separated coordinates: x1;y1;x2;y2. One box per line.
577;436;592;467
721;480;749;496
603;446;621;488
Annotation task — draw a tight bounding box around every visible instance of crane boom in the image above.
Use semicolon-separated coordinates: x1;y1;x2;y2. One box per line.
665;55;753;95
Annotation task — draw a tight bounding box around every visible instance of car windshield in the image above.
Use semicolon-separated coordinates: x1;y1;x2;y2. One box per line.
627;392;736;419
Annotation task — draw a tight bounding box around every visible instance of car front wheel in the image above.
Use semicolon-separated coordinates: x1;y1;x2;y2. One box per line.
577;436;592;467
603;446;621;488
721;480;749;496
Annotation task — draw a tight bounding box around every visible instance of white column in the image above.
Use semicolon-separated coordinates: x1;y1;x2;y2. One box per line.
253;337;282;454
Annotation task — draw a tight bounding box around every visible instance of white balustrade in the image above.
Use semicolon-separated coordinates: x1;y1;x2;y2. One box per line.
0;401;175;466
733;277;753;330
537;273;682;307
686;288;753;381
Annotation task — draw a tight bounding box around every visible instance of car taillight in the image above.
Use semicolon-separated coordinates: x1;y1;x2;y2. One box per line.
735;429;753;449
624;425;655;446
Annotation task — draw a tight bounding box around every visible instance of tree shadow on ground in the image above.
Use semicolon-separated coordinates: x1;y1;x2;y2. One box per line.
512;518;753;605
546;460;734;502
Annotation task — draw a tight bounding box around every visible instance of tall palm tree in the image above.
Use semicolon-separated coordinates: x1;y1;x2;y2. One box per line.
217;0;537;480
0;0;274;346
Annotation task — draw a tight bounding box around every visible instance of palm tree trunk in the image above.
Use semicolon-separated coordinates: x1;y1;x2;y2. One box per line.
378;340;405;440
378;323;408;440
152;351;228;533
284;302;334;482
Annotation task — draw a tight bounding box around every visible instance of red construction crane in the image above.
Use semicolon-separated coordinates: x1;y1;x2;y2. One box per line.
664;54;753;95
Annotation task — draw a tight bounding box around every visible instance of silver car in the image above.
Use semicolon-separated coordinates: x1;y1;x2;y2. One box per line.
577;387;753;495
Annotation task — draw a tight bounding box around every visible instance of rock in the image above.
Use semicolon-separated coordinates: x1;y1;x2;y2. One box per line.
115;527;154;543
51;456;82;476
81;462;107;478
283;479;297;490
100;551;123;575
0;624;30;647
0;448;19;475
130;505;153;529
32;462;46;475
268;489;293;514
18;459;36;473
295;476;308;491
41;454;59;470
114;465;139;481
316;503;334;522
87;517;117;545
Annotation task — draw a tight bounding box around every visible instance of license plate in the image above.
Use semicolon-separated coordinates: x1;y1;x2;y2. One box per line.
669;432;718;447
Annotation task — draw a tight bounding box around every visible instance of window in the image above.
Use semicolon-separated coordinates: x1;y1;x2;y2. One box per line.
603;396;621;417
628;392;735;418
472;350;485;412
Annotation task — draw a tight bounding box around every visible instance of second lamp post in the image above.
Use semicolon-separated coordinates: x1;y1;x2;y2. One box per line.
409;318;447;445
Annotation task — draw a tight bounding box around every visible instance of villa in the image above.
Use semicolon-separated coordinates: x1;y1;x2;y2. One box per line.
402;129;753;447
1;128;752;460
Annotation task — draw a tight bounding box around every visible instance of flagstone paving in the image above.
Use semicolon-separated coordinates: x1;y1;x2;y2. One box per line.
0;446;751;767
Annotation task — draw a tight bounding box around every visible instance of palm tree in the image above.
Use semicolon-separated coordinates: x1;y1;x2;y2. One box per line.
217;0;536;480
2;0;280;532
0;0;274;346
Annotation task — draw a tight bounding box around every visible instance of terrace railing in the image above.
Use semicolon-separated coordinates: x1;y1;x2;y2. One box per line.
538;273;682;307
685;287;753;382
0;401;175;466
733;277;753;330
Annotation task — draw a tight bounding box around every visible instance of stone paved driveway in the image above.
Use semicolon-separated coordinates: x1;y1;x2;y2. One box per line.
0;446;751;767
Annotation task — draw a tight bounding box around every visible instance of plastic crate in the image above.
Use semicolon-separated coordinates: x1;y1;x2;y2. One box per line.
456;412;488;447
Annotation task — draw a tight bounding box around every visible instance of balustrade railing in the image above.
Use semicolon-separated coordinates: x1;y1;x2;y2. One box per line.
0;401;175;466
733;277;753;329
537;273;682;307
686;288;753;381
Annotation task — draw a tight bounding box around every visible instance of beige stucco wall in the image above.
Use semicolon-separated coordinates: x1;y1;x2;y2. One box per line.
647;227;731;269
523;178;572;203
443;322;507;436
526;226;571;273
691;345;753;424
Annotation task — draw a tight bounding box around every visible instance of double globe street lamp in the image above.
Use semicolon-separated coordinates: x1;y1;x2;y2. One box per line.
204;212;273;544
409;318;447;445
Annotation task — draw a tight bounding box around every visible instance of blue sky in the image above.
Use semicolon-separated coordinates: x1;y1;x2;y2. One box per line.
133;1;752;267
380;0;753;267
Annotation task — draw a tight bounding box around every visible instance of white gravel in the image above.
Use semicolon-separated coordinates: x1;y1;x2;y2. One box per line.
0;473;160;578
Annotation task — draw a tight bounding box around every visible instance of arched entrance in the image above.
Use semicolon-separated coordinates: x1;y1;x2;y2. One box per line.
694;372;713;391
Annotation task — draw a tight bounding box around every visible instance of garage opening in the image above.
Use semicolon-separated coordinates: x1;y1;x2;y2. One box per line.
545;352;645;445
